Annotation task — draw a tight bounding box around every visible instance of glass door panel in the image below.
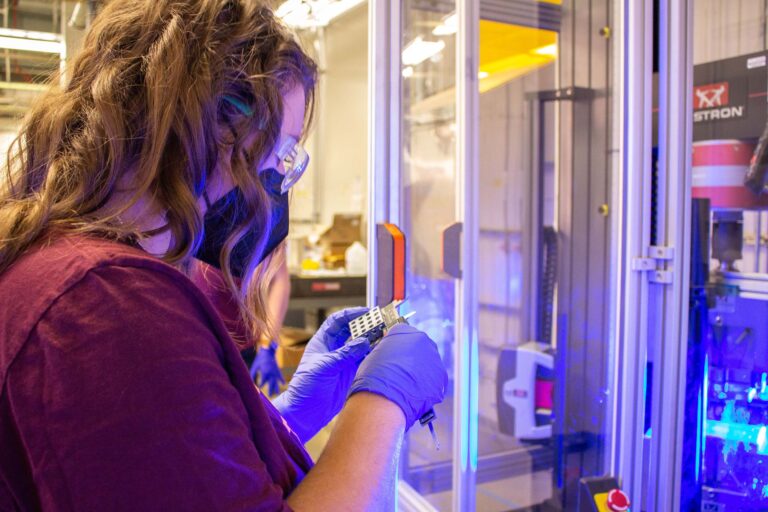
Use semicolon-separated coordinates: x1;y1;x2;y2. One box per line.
679;4;768;511
475;20;557;511
399;1;458;509
387;1;620;509
472;0;617;510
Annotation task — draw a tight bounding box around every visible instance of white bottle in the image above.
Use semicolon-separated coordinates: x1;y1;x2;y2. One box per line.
345;241;367;275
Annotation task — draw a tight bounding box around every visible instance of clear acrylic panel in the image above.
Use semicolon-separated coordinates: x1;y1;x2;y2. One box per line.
399;1;458;509
474;19;557;510
679;3;768;511
397;0;618;509
472;0;616;509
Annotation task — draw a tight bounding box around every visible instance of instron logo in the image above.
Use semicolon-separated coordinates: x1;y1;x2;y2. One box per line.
694;82;729;109
693;81;744;122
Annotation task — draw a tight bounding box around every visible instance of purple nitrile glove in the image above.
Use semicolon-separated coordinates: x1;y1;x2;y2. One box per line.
251;341;284;397
348;323;447;431
273;307;371;443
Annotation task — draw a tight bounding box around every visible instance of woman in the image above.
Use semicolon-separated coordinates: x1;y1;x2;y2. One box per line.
0;1;447;510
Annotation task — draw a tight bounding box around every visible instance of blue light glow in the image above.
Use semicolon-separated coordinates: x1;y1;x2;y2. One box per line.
706;420;768;458
470;329;478;472
695;384;702;478
459;330;469;471
702;356;709;467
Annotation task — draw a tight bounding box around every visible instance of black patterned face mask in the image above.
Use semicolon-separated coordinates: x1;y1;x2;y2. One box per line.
195;168;289;278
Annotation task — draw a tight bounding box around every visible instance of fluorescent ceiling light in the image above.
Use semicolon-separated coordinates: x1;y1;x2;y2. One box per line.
532;43;558;57
432;12;457;36
0;28;61;42
313;0;365;25
0;28;63;54
276;0;302;17
402;37;445;66
277;0;365;29
0;37;62;54
282;4;311;27
402;66;414;78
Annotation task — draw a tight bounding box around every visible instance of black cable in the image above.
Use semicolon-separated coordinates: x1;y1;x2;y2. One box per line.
539;226;557;346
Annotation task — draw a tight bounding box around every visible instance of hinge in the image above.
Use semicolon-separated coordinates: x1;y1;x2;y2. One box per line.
631;258;656;271
632;246;674;285
648;245;675;261
649;270;674;284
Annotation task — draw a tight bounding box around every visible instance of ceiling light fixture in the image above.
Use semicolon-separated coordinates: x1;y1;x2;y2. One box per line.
0;28;63;54
402;37;446;66
276;0;365;29
532;43;558;57
432;12;457;36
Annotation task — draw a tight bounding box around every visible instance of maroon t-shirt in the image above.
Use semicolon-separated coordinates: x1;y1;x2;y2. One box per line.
0;235;313;511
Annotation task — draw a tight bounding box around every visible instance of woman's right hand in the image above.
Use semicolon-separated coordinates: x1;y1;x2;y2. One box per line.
348;323;447;430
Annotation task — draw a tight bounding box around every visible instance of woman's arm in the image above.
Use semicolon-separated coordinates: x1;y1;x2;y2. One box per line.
286;324;448;511
260;256;290;348
287;392;405;511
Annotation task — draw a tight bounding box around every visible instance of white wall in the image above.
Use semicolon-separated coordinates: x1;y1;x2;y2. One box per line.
693;0;766;64
0;132;17;154
291;5;368;230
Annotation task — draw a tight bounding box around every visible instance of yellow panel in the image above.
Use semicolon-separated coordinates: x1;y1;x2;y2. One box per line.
412;14;560;112
593;492;612;512
477;20;557;93
479;20;557;70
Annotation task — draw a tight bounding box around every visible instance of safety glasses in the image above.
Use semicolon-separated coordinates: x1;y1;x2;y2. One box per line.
222;95;310;194
274;135;310;194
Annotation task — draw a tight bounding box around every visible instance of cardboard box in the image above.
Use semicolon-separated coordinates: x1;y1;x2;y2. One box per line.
318;214;363;269
276;327;313;381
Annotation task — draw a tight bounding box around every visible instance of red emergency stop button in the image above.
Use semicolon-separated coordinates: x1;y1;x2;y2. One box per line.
606;489;630;511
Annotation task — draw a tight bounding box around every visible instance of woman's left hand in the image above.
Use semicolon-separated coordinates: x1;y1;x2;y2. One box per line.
272;307;371;443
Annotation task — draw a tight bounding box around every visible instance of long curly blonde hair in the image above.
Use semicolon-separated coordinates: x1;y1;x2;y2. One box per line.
0;0;317;345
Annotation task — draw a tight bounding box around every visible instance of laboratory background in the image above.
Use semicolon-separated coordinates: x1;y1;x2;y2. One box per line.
1;0;767;511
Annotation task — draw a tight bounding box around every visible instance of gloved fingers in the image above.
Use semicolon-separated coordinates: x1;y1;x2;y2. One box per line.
326;337;371;367
383;323;422;337
330;306;369;323
316;307;370;351
348;324;448;429
263;369;284;396
325;307;369;334
249;361;260;381
267;378;279;397
382;325;443;360
344;336;372;358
